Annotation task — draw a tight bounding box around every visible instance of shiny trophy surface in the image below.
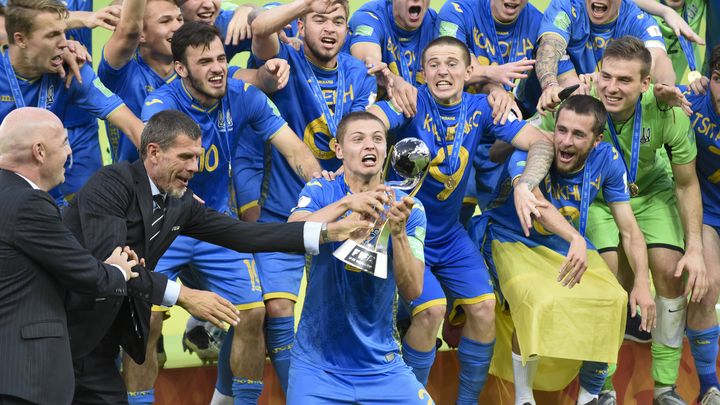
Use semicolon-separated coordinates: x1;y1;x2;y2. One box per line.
333;138;431;279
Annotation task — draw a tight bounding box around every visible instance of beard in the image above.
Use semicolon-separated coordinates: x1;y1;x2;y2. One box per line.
187;70;226;101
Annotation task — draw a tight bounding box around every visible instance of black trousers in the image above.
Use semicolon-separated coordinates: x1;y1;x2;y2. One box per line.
72;347;128;405
0;395;37;405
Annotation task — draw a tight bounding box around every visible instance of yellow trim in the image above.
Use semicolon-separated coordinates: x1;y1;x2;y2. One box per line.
448;293;496;325
266;123;289;142
165;74;178;84
305;55;339;72
462;196;478;205
104;104;125;120
235;301;265;311
239;200;259;214
181;80;219;112
411;298;447;317
263;292;299;302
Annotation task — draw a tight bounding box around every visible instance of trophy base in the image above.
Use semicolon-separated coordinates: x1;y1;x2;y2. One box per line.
333;240;388;279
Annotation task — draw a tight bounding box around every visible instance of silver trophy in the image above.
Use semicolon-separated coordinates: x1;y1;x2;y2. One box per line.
333;138;431;279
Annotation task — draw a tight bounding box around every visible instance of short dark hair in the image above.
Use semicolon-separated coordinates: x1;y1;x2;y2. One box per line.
336;111;387;145
171;21;221;64
140;110;201;159
710;44;720;75
602;36;652;79
301;0;349;20
421;36;471;67
6;0;67;44
556;95;607;136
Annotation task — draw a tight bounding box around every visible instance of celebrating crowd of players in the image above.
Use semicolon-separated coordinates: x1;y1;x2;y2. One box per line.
0;0;719;403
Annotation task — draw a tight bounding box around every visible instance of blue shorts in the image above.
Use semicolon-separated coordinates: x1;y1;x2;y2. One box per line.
406;229;495;325
63;121;102;199
254;251;306;301
287;361;434;405
154;235;263;308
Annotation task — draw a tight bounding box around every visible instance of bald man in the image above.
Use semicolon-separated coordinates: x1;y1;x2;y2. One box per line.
0;107;137;405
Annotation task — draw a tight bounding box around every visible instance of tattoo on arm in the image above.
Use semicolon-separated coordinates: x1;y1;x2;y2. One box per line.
295;164;307;181
536;34;567;89
518;139;554;190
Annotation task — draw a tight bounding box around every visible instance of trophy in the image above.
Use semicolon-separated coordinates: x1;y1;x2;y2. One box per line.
333;138;431;279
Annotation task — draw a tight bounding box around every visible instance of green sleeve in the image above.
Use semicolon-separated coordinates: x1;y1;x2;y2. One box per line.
663;110;698;165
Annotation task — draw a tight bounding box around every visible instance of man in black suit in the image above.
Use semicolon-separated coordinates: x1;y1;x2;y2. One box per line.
0;107;138;405
63;109;370;404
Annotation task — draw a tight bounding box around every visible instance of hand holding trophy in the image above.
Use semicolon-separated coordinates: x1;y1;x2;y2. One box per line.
333;138;431;279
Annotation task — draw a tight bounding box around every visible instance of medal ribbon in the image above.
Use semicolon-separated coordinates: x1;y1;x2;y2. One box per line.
383;0;431;85
423;86;467;174
300;47;345;138
678;6;698;73
578;149;594;236
2;48;49;109
606;97;642;189
478;0;524;90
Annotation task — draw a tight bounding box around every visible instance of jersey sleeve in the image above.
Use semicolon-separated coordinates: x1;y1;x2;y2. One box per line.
404;198;427;263
241;82;288;142
479;97;527;144
663;110;698;165
348;8;386;47
349;67;378;111
625;8;666;50
507;150;529;181
141;91;175;122
97;48;133;93
437;1;470;44
602;146;630;203
68;64;125;119
375;100;409;130
537;0;575;44
215;9;253;57
291;179;327;215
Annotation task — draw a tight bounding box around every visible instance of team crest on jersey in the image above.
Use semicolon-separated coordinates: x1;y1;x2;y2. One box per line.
640;127;650;144
145;85;155;93
46;85;55;107
217;109;234;132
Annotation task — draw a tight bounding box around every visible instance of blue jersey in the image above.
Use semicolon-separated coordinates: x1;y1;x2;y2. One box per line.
682;85;720;227
291;174;426;374
257;43;377;222
487;143;629;254
539;0;665;74
232;127;266;215
99;49;177;162
377;86;525;245
141;78;286;215
63;0;96;128
437;0;574;116
0;48;123;124
348;0;436;86
215;8;252;61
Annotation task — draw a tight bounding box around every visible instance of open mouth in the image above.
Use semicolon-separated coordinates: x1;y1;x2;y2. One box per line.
208;74;224;87
435;80;453;90
361;154;377;166
408;5;422;21
603;95;622;105
176;174;191;187
503;2;520;12
51;55;64;67
558;150;575;164
590;1;608;16
196;11;214;21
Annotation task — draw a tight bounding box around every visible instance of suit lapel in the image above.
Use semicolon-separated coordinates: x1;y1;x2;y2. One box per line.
130;161;154;257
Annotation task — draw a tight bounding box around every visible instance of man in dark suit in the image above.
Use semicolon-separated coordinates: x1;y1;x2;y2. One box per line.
63;109;370;404
0;107;138;405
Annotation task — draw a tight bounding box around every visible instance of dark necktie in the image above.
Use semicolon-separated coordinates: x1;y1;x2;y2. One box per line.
150;194;166;243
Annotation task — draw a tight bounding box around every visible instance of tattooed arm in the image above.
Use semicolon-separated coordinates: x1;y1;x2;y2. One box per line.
510;125;554;235
535;33;569;116
270;125;323;181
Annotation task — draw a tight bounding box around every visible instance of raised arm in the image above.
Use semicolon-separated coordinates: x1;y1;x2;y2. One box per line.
387;196;424;300
107;106;145;147
632;0;704;44
66;6;121;31
269;126;323;181
102;0;147;69
535;33;569;116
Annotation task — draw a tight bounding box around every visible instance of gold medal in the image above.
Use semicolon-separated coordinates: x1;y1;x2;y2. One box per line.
446;176;456;190
687;70;702;83
629;182;639;197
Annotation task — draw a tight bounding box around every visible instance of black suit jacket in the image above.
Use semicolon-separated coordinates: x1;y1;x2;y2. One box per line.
0;170;126;405
64;160;306;363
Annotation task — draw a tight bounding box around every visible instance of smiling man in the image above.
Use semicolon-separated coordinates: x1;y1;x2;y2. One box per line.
536;37;705;405
128;21;322;405
369;36;553;404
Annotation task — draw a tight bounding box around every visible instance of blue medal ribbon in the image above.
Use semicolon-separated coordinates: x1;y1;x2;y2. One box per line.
300;48;345;138
423;86;467;174
478;1;524;90
383;0;430;85
577;149;594;236
606;97;642;192
678;6;698;73
2;47;50;109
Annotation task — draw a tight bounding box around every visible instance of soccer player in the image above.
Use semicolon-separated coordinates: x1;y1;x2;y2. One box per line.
348;0;435;115
286;111;433;404
124;22;322;405
368;36;554;404
475;94;652;405
536;37;706;405
535;0;675;115
250;0;378;391
438;0;575;117
0;0;144;188
177;0;256;60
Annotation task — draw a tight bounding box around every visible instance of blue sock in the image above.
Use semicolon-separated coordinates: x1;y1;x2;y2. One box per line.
266;316;294;393
216;326;234;396
402;340;436;386
127;389;154;405
456;336;494;405
687;326;720;396
231;378;263;405
579;361;608;395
